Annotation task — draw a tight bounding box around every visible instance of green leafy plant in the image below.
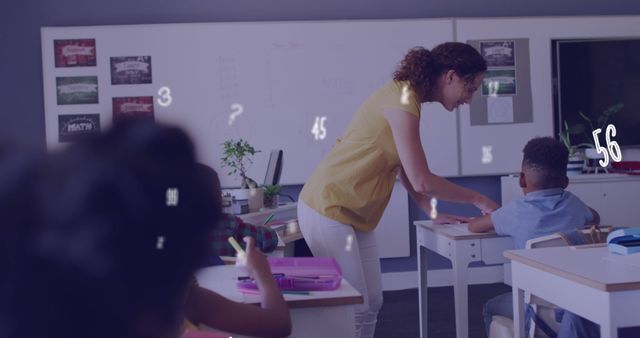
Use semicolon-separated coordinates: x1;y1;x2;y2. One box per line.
262;184;281;208
263;184;281;197
559;103;624;156
558;120;588;157
577;103;624;146
221;139;261;189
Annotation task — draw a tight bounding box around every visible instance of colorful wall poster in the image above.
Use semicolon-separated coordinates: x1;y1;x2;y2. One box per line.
480;40;515;67
112;96;155;122
56;76;99;105
110;56;152;85
482;69;516;96
58;114;100;142
54;39;97;67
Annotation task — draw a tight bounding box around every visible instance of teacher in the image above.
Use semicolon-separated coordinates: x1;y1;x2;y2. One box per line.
297;42;500;338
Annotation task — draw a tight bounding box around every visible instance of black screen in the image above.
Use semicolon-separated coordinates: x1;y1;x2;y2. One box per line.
554;38;640;146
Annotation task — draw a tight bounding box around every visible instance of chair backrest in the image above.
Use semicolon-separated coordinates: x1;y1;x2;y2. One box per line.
525;233;566;249
525;226;611;249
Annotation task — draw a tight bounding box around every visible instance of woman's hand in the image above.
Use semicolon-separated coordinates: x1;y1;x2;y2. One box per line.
473;194;500;215
433;213;472;224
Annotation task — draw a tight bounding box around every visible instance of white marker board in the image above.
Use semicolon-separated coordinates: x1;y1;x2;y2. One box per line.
41;19;457;188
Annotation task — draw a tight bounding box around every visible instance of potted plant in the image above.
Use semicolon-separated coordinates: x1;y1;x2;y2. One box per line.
221;139;263;212
577;103;624;169
263;184;281;209
559;103;624;174
558;120;587;175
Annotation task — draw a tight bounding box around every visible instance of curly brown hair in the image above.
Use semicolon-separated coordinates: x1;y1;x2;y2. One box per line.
393;42;487;101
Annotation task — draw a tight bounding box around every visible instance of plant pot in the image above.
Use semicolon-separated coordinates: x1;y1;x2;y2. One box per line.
229;188;264;213
584;147;606;168
263;194;279;209
567;154;584;176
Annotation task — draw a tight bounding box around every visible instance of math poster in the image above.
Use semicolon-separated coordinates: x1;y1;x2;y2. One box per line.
58;114;100;142
56;76;99;105
110;56;152;85
112;96;155;122
54;39;97;67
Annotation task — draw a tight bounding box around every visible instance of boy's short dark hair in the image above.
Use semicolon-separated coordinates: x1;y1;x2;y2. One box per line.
522;137;569;189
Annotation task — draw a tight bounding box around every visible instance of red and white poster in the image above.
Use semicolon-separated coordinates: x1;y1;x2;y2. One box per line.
112;96;155;122
54;39;97;67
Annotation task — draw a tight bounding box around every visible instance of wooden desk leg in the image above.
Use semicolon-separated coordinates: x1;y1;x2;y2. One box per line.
512;284;526;338
451;254;470;338
418;243;429;338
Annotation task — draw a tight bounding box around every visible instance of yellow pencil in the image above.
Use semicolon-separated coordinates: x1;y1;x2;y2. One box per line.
228;236;245;256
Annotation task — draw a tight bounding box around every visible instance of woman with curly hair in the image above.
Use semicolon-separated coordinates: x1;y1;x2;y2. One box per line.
297;42;500;337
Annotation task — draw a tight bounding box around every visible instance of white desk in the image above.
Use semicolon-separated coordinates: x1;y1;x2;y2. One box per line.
414;220;514;338
196;265;363;338
506;246;640;338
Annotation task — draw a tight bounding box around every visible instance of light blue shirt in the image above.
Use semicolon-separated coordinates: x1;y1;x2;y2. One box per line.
491;188;594;249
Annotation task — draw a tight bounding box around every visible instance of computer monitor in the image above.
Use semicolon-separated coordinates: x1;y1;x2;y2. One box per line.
264;149;283;186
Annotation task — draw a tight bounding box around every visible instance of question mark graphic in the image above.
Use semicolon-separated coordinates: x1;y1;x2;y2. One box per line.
228;104;244;125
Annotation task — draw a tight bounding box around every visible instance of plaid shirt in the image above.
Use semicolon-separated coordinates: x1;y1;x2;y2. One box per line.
209;213;279;257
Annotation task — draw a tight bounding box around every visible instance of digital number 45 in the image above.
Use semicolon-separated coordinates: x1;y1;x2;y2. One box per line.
592;124;622;167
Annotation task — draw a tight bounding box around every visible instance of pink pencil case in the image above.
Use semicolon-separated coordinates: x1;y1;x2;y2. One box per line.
236;257;342;291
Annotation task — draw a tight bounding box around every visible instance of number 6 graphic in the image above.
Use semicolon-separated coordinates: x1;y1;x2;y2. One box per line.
592;124;622;167
606;124;622;163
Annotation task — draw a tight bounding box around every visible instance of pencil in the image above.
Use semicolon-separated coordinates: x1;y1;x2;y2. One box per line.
227;236;245;256
262;213;275;226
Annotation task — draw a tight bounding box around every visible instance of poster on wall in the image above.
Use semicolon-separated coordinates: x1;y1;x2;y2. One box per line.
112;96;155;122
468;38;532;125
110;56;153;85
481;69;516;96
58;114;101;142
56;76;99;105
54;39;97;67
480;40;515;67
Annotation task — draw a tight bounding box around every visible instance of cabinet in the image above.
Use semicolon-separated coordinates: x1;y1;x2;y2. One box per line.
500;174;640;227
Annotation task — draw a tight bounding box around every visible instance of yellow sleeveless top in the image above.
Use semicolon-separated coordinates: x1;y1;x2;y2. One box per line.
300;80;421;232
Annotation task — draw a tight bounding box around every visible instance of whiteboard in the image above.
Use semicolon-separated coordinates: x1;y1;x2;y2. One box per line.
41;19;457;188
456;16;640;176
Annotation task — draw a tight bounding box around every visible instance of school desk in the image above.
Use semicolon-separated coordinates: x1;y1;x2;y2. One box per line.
506;245;640;338
414;220;515;338
195;265;363;338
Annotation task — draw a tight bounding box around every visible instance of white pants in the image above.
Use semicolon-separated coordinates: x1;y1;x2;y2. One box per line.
297;201;383;338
